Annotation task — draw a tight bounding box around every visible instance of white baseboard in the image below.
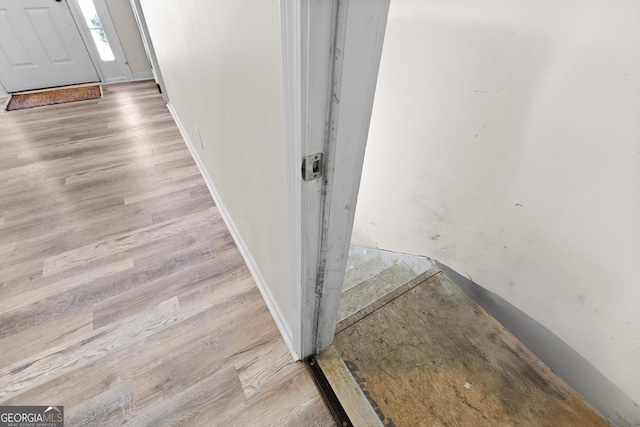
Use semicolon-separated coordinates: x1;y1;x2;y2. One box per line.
103;77;129;84
132;71;154;81
166;103;299;360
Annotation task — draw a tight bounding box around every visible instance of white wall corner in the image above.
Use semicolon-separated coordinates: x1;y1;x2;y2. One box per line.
167;103;299;360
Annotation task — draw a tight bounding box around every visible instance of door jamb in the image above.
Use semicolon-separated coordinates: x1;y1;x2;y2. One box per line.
314;0;390;352
281;0;336;358
282;0;390;358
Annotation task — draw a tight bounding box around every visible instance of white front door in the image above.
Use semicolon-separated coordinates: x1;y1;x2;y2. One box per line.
0;0;99;92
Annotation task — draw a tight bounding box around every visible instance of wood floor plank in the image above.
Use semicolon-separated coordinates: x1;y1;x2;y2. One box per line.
0;183;205;248
0;81;332;426
1;233;221;340
232;332;300;399
0;194;126;242
1;263;255;401
213;356;334;427
91;250;240;329
0;257;135;312
123;171;203;205
1;210;153;270
41;207;219;277
0;311;94;368
3;287;255;406
0;241;16;256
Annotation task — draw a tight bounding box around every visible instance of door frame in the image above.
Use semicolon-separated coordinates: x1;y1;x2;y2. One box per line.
281;0;335;359
281;0;390;358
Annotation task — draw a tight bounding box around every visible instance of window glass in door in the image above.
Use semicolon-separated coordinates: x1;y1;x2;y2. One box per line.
76;0;115;62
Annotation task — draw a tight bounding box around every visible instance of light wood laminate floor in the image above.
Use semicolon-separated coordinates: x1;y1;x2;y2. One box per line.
0;82;334;426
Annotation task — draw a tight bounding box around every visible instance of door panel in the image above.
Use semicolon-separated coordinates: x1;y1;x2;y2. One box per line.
0;0;99;92
28;7;74;63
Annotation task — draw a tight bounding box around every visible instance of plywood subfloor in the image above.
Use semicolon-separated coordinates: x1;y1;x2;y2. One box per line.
333;272;609;427
0;81;334;426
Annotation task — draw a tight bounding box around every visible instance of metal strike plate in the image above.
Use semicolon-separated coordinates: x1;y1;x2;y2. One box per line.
302;153;323;182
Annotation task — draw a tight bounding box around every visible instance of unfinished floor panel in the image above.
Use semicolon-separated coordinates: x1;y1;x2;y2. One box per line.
333;272;609;427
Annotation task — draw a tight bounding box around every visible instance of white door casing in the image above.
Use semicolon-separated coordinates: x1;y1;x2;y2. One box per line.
282;0;337;358
0;0;99;92
282;0;390;357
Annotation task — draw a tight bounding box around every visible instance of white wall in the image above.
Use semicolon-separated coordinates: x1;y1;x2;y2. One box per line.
355;0;640;424
105;0;151;78
138;0;294;349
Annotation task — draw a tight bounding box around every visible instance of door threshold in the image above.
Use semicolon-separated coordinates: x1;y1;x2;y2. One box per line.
305;346;383;427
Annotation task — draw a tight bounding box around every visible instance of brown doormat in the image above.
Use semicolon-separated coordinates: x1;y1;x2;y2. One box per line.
5;85;102;111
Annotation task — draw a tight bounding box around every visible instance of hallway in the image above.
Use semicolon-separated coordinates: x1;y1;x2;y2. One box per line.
0;82;333;426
